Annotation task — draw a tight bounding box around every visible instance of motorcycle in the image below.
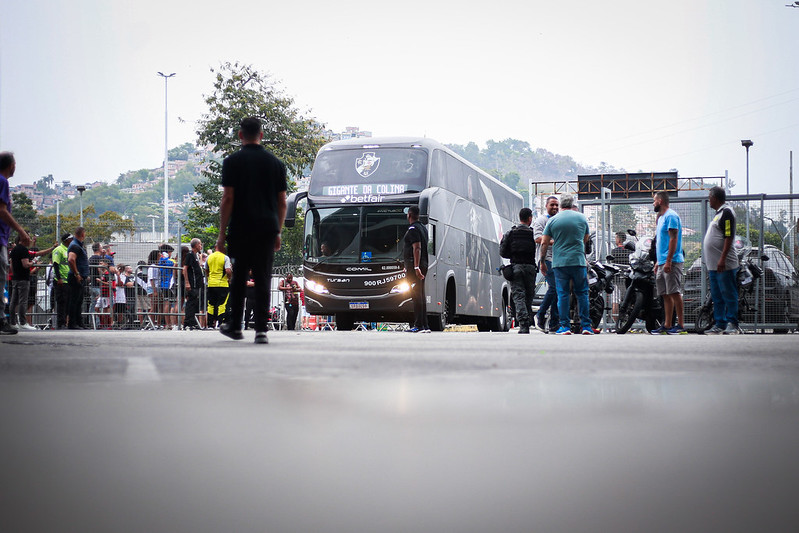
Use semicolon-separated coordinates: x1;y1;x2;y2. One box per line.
568;260;622;333
694;237;765;333
615;230;665;334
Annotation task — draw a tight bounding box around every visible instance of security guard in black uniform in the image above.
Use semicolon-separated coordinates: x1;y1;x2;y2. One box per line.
501;207;537;334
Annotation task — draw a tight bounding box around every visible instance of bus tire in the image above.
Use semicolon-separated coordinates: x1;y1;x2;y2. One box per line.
429;282;454;331
488;294;510;332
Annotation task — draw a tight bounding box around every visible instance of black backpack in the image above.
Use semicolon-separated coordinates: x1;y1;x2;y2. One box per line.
499;228;513;259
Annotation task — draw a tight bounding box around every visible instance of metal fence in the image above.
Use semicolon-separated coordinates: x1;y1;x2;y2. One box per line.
577;193;799;332
7;197;798;333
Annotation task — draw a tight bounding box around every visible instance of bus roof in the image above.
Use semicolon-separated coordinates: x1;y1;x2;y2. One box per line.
318;137;522;200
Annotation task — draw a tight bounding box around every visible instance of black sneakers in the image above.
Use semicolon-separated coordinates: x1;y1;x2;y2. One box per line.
0;321;18;335
219;323;243;340
254;331;268;344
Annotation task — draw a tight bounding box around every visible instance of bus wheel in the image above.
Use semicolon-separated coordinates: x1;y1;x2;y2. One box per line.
488;294;509;332
335;314;355;331
429;285;453;331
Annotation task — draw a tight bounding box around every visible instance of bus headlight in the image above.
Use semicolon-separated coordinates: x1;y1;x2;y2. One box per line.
391;282;411;294
305;280;329;295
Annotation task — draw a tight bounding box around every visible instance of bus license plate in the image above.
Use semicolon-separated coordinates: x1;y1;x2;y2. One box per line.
349;302;369;310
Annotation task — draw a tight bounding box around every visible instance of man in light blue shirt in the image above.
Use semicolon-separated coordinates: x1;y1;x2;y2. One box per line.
652;191;686;335
539;194;593;335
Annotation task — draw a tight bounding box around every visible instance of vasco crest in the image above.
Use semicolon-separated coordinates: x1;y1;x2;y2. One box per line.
355;152;380;178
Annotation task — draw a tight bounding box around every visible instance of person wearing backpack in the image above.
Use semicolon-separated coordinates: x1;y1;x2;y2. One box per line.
500;207;537;334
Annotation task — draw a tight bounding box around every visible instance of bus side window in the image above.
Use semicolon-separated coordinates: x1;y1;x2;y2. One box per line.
427;223;436;256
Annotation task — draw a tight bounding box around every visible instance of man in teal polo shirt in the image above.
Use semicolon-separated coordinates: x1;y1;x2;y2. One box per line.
539;194;593;335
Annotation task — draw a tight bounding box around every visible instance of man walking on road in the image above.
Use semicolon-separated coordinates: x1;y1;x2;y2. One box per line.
539;194;593;335
501;207;537;334
1;152;31;335
217;117;287;344
651;191;687;335
533;196;559;333
703;186;740;335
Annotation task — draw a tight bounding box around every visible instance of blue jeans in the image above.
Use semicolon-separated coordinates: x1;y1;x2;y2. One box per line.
708;268;738;328
536;260;559;330
554;265;591;330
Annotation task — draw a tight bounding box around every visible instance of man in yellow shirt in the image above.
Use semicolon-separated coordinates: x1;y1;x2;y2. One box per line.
204;244;232;328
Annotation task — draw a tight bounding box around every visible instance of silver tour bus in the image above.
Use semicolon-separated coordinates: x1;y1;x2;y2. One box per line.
285;137;522;331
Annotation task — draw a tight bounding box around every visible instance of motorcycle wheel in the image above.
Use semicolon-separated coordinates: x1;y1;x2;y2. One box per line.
694;306;713;334
591;295;605;329
616;291;643;334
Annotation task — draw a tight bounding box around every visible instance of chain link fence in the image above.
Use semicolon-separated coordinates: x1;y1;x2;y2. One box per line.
579;193;799;332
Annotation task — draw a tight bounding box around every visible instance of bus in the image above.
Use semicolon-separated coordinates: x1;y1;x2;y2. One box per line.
285;137;523;331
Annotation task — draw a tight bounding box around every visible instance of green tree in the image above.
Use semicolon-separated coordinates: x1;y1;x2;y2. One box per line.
38;207;136;246
35;174;55;195
11;192;40;237
168;142;196;161
610;204;637;233
184;61;326;264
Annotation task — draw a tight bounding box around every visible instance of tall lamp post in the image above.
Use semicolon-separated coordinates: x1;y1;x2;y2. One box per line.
157;71;175;243
76;185;86;226
742;139;753;241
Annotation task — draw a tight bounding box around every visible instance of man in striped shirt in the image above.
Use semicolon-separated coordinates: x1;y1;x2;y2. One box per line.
702;186;740;335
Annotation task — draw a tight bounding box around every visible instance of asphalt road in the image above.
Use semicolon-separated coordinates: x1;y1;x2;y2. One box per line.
2;329;799;533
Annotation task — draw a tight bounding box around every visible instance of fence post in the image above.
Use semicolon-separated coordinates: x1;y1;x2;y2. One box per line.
700;198;708;310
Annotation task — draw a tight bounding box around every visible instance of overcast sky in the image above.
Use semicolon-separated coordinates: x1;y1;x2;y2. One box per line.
2;0;798;194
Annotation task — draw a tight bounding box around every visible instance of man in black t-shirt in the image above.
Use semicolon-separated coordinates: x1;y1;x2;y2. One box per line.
217;117;288;344
182;238;204;330
9;235;35;329
403;205;429;333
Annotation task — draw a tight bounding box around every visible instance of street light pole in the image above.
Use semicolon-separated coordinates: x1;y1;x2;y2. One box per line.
147;214;159;241
742;139;753;242
76;185;86;227
157;71;175;243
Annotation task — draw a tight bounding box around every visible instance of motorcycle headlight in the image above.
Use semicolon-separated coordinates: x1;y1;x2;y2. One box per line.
390;282;411;294
641;262;653;273
305;280;329;295
629;258;640;269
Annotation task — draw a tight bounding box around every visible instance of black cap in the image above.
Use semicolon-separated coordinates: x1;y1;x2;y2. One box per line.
61;233;73;242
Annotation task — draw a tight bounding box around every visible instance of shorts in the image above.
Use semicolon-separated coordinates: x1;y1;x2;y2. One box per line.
159;288;176;303
95;297;111;309
656;262;684;296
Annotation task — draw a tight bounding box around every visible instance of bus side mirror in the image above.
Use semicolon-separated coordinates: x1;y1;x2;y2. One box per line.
418;190;431;224
284;191;307;228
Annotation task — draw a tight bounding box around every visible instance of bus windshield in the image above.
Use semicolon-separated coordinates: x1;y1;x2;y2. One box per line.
309;148;428;198
304;206;409;264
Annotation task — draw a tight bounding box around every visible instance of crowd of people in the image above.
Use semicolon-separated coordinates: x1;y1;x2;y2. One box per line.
3;121;741;340
503;187;740;336
1;228;302;333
